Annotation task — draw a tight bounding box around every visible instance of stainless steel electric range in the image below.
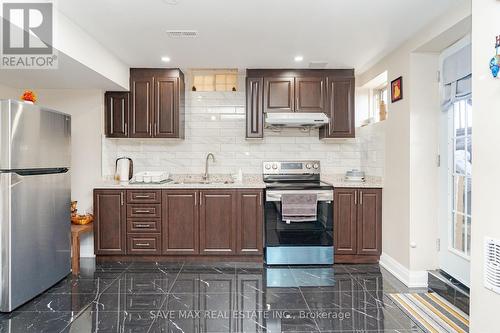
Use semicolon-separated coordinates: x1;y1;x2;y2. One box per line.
263;161;334;265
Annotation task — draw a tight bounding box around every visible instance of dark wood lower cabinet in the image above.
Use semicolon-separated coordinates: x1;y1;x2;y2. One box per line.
334;188;357;255
199;190;237;254
357;189;383;255
127;234;161;255
94;190;126;255
237;190;263;254
334;187;382;263
94;188;263;260
162;190;199;255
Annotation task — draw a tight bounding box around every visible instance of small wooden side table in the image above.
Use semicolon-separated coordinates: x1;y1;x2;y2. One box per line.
71;223;93;275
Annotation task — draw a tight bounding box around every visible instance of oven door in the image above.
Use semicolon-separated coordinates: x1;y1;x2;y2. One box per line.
264;189;334;265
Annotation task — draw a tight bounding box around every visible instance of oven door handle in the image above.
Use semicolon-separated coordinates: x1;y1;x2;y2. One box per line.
265;190;333;202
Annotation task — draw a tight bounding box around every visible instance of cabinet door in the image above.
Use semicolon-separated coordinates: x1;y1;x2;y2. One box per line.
357;189;382;256
333;188;358;255
104;92;129;137
154;76;178;138
130;70;153;138
237;190;263;255
246;77;264;138
264;77;295;113
320;77;355;139
94;190;126;255
199;190;237;254
162;190;199;255
295;77;326;113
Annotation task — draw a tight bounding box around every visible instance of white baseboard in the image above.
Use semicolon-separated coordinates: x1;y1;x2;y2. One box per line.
379;253;428;288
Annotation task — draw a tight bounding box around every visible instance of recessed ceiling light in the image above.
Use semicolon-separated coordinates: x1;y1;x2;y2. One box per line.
161;56;171;62
294;55;304;62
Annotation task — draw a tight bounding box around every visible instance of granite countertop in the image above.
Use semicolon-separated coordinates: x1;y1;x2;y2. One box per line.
95;174;266;189
322;174;383;188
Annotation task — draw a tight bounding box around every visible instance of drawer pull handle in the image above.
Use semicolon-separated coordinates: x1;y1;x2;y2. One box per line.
135;224;150;228
134;195;151;198
135;210;151;213
135;243;150;247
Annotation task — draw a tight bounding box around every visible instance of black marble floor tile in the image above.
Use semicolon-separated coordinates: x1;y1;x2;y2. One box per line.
13;292;97;313
0;311;73;333
265;292;309;310
46;277;116;295
0;260;429;333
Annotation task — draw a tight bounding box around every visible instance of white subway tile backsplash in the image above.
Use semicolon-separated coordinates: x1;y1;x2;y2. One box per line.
102;76;385;178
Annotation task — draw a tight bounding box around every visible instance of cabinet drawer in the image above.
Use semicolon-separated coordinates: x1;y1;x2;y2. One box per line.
127;190;161;204
127;234;161;254
127;204;161;218
127;219;161;233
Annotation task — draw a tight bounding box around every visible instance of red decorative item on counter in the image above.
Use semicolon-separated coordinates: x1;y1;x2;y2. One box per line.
21;90;37;103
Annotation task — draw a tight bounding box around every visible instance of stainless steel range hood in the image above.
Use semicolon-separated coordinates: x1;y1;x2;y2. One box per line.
265;112;329;128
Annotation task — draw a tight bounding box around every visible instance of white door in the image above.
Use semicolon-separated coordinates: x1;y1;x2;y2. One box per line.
438;37;472;286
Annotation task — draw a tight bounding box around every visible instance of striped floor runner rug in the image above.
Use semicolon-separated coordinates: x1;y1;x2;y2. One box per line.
388;292;469;333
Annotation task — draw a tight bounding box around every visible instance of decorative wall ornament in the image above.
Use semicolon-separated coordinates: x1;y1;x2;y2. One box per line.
489;35;500;78
391;76;403;103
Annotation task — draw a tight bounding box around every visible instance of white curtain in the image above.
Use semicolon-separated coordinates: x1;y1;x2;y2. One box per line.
441;43;472;110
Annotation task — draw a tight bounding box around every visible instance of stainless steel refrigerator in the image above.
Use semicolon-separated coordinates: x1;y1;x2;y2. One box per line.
0;100;71;312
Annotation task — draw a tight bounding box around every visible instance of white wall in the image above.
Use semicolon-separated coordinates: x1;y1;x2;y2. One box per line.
54;8;129;89
357;2;471;280
0;87;103;257
409;53;440;271
38;90;103;257
470;0;500;331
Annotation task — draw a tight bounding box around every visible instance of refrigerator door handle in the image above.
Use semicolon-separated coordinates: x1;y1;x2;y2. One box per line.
0;168;69;176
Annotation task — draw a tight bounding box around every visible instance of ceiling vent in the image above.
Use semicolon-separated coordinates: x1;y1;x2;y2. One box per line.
166;30;198;38
309;61;328;69
485;237;500;294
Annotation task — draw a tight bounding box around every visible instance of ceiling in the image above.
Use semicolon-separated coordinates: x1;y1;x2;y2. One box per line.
58;0;465;71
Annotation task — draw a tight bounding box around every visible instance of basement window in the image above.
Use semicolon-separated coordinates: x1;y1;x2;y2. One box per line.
356;71;388;127
191;69;238;92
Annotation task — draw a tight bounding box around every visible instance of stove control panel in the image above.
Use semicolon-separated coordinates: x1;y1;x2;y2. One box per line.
262;161;321;175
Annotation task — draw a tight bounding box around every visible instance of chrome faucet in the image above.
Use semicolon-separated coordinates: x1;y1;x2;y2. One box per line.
203;153;215;180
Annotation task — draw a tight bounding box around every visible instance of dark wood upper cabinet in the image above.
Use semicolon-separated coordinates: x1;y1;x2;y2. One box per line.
334;188;382;263
107;68;184;139
320;77;355;139
94;189;126;255
334;188;358;255
246;77;264;138
162;190;199;255
199;190;237;254
130;70;154;138
357;189;382;256
155;75;182;138
295;77;326;113
237;190;263;255
246;69;354;139
264;77;295;113
104;92;129;138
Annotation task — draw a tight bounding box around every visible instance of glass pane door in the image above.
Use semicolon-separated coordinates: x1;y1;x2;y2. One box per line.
449;98;472;257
